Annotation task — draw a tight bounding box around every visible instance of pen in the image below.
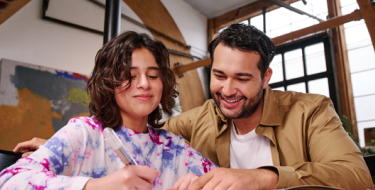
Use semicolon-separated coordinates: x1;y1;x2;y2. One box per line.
103;127;138;166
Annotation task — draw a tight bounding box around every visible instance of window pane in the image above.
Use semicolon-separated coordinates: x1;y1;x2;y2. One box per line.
285;49;304;80
348;45;375;73
287;82;306;93
266;7;290;35
269;54;283;84
341;1;359;15
250;14;263;32
354;94;375;122
268;25;292;38
351;69;375;97
272;86;285;91
358;120;375;147
305;43;327;75
345;22;371;49
364;127;375;146
341;0;357;7
240;19;249;25
308;78;329;97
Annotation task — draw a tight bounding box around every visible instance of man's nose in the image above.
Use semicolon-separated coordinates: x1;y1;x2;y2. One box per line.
136;75;150;90
221;79;237;96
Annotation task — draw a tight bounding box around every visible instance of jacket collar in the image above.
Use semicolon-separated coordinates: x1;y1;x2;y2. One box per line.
260;86;283;127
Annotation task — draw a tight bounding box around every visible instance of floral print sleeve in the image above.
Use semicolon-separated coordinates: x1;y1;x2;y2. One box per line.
0;116;217;190
0;118;95;190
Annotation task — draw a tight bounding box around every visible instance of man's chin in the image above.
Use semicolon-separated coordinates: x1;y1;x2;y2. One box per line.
219;107;242;119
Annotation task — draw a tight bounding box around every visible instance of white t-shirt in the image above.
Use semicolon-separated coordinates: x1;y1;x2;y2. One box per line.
230;121;273;169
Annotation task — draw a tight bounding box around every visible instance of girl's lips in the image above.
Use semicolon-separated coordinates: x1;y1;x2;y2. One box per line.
134;94;153;101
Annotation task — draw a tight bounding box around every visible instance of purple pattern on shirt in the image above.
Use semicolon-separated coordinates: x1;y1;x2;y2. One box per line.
0;116;217;190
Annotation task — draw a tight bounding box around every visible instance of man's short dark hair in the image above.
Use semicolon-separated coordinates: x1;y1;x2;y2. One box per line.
208;23;276;78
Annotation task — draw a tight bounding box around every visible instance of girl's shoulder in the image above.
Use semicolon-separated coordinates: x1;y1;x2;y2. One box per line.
68;116;103;132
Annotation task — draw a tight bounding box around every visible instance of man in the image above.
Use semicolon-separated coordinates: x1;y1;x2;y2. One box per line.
162;23;373;189
13;24;373;189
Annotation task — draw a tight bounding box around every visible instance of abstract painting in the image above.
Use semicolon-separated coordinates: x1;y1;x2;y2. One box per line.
0;59;90;151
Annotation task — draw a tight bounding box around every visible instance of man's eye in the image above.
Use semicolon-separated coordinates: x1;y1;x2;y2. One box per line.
238;78;249;82
215;74;225;79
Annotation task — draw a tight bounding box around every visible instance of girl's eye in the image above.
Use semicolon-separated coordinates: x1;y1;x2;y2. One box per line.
148;75;158;79
131;75;136;79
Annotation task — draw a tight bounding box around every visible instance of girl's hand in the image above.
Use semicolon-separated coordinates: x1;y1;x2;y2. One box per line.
84;165;159;190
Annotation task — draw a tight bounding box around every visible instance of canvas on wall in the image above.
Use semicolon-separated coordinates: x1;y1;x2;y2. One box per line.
0;59;90;151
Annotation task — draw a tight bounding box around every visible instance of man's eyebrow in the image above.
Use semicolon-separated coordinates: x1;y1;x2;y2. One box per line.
236;72;253;77
212;68;224;74
213;68;253;77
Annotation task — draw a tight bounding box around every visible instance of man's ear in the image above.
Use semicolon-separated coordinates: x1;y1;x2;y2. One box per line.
262;68;273;89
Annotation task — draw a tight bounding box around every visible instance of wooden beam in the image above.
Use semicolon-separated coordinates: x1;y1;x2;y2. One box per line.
272;9;364;46
174;58;211;75
209;0;298;34
124;0;205;112
356;0;375;52
0;0;31;26
327;0;358;138
207;19;216;47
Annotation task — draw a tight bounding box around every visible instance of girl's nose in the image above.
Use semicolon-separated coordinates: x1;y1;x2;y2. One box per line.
136;75;150;90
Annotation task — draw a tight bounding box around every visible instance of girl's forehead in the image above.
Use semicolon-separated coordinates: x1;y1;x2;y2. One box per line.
130;48;159;68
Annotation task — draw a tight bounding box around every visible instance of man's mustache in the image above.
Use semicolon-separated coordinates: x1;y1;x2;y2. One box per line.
215;92;247;100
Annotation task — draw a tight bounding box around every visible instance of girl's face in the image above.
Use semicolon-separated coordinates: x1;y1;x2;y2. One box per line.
115;47;163;122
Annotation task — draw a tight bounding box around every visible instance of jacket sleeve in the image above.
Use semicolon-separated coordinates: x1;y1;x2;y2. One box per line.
273;97;373;189
0;119;91;190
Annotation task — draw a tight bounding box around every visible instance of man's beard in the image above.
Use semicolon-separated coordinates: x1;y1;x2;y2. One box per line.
212;85;264;119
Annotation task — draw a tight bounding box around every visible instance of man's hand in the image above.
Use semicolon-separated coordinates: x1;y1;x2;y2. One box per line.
13;137;47;157
170;173;199;190
187;168;278;190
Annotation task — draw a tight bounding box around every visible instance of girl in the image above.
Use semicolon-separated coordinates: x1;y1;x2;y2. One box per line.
0;31;216;190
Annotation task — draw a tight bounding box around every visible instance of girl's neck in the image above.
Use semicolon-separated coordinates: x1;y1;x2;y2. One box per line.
120;113;148;133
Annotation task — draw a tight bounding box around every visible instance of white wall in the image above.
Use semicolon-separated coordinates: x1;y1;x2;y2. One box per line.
0;0;209;90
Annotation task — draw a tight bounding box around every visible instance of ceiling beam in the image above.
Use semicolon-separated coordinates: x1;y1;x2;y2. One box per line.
356;0;375;52
0;0;31;26
272;8;366;45
208;0;298;34
264;0;324;22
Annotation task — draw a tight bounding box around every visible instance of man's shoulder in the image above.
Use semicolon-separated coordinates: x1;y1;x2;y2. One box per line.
272;90;328;107
177;99;218;118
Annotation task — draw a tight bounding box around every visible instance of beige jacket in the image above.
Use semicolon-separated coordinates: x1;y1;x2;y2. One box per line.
162;87;373;189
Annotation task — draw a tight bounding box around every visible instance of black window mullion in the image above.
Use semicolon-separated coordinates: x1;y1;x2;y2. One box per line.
302;47;309;93
281;53;287;91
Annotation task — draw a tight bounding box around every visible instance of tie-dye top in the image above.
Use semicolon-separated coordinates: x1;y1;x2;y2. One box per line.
0;116;217;190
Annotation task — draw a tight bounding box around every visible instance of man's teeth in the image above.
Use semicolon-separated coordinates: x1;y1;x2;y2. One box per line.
224;99;241;103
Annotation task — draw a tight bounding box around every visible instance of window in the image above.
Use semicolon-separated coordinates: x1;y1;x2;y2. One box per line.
341;0;375;147
268;35;338;110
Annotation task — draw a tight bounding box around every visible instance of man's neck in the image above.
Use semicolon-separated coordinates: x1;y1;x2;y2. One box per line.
233;100;264;135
